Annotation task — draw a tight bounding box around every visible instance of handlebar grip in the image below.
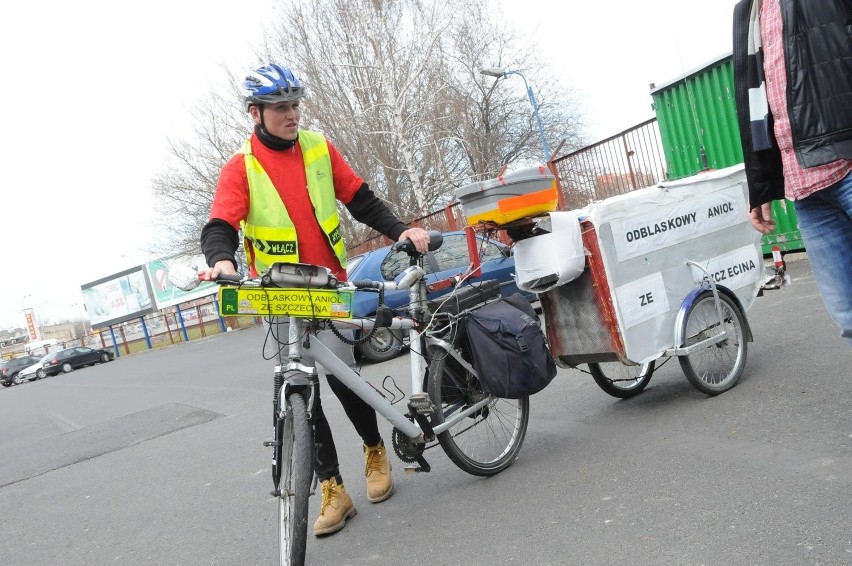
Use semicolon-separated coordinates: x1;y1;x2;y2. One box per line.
392;230;443;253
216;274;244;284
351;279;382;290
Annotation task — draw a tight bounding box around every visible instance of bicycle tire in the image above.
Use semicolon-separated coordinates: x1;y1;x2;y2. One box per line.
426;343;528;476
278;392;313;566
588;360;655;399
678;291;747;396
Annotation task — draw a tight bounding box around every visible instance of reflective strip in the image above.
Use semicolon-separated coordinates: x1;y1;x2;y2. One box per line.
237;132;347;272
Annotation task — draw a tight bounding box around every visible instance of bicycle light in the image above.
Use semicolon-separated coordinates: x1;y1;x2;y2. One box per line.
264;262;337;288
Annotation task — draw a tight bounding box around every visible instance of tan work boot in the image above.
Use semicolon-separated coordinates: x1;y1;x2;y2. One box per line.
313;478;357;536
364;442;394;503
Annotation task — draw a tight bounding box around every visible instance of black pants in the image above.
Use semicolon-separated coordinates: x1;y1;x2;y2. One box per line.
313;373;382;482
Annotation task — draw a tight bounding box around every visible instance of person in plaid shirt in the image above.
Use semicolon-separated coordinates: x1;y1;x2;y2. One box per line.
733;0;851;346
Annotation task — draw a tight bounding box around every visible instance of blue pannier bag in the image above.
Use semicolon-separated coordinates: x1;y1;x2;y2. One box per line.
465;293;557;398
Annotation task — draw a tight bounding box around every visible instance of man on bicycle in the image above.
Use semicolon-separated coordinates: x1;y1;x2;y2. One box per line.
200;63;430;536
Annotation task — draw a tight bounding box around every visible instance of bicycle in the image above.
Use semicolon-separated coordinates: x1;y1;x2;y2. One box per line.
180;230;529;566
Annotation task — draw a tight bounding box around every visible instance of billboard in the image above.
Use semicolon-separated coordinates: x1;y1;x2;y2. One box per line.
23;308;40;340
81;266;155;329
144;254;218;310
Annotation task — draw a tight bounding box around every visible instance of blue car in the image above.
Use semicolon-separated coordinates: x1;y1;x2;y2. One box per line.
346;230;533;362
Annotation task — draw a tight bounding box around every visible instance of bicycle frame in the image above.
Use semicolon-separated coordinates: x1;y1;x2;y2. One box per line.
276;277;493;441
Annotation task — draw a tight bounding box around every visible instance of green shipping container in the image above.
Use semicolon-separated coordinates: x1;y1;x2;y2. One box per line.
650;52;804;253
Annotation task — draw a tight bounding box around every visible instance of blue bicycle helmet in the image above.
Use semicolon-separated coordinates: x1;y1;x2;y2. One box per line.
242;64;306;111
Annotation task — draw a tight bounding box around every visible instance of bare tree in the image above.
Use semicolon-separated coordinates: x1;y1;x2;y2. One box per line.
150;0;586;258
439;2;586;181
265;1;459;218
149;75;250;257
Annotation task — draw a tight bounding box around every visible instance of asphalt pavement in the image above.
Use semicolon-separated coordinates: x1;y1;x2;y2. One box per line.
0;256;849;566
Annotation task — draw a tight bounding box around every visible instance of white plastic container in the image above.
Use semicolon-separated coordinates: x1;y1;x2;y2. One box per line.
512;211;585;293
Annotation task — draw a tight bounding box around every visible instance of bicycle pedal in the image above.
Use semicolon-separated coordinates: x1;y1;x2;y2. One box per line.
407;393;432;414
404;455;431;473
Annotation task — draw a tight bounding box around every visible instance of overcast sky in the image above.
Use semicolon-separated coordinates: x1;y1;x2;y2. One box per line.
0;0;737;330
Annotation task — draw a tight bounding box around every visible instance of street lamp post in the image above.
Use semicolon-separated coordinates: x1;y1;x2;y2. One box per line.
481;67;551;161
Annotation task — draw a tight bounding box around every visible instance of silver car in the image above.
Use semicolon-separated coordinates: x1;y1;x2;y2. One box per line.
16;355;50;383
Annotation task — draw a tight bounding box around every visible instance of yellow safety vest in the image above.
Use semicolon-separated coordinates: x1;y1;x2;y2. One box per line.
238;130;346;274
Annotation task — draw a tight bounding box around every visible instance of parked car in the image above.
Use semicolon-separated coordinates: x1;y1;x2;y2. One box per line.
0;355;45;386
346;230;534;362
16;355;51;383
38;346;114;377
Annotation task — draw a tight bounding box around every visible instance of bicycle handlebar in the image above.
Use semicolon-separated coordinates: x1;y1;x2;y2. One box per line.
206;265;426;294
170;239;436;296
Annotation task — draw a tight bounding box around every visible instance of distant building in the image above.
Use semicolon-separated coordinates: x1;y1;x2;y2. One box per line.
41;321;88;342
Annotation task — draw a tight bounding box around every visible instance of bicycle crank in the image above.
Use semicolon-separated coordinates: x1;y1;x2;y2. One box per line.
391;425;431;473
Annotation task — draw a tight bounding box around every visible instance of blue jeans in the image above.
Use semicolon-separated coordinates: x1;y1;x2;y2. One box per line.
793;171;852;347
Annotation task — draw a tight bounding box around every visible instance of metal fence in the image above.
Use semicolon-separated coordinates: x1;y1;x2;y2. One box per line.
551;118;666;211
13;297;263;360
347;118;666;255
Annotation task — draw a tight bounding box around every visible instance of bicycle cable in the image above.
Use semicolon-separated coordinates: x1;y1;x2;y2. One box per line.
327;285;385;346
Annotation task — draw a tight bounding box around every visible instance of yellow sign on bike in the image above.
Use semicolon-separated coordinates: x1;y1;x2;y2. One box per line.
218;287;354;319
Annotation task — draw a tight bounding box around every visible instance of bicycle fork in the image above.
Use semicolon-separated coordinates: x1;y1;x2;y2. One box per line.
268;319;319;497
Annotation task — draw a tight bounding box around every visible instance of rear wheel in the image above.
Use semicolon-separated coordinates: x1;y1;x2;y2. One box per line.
278;392;312;566
13;374;24;385
426;343;528;476
679;291;747;395
61;363;73;373
100;353;110;363
588;360;655;398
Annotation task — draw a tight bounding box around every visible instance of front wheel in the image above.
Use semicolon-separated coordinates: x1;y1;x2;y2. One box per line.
13;374;24;385
100;353;110;363
426;343;528;476
678;291;747;396
588;360;655;398
278;392;313;566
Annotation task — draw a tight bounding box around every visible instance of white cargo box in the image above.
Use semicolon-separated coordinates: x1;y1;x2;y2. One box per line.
455;165;558;226
539;164;763;365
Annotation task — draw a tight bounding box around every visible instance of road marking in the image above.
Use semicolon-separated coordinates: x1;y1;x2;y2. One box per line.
46;411;82;432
